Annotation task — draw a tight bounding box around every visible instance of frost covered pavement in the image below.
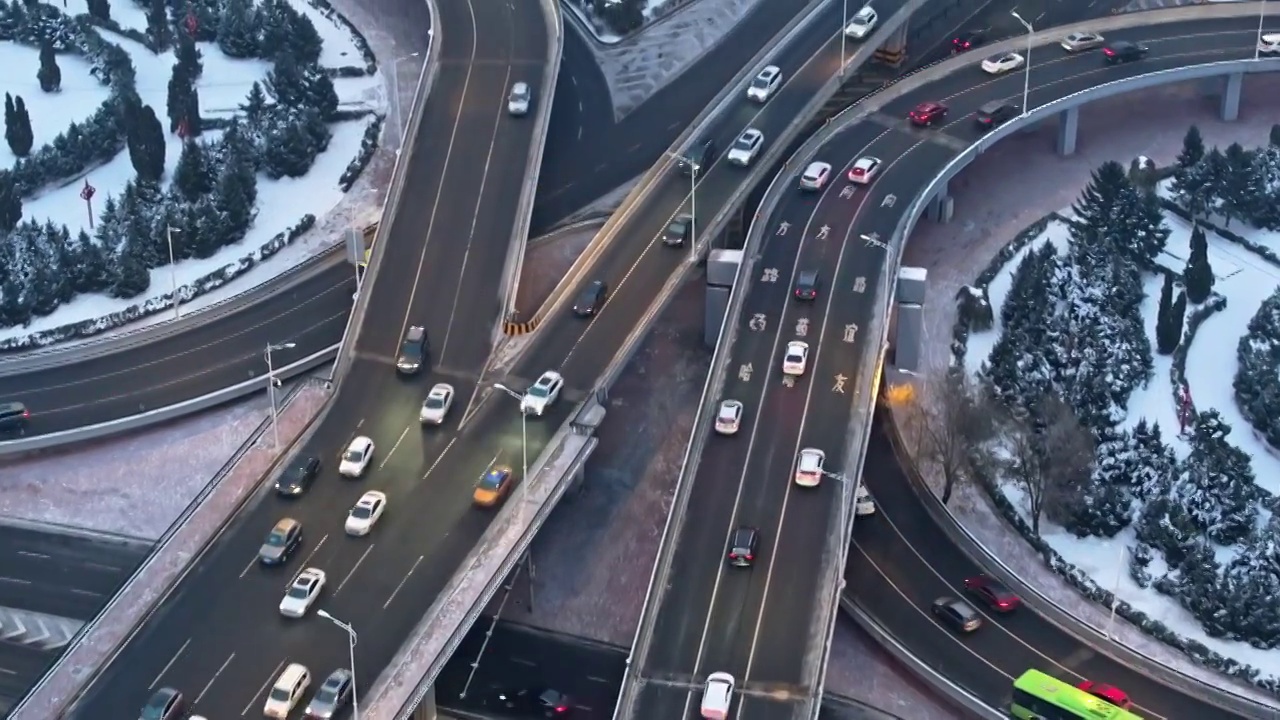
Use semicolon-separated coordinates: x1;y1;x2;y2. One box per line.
7;381;330;720
891;78;1280;705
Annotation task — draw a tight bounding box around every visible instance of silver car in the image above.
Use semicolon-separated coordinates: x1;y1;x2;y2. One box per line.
508;82;531;116
1060;31;1104;53
304;668;353;719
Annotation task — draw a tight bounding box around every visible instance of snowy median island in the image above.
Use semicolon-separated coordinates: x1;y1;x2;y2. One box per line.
0;0;386;350
933;124;1280;693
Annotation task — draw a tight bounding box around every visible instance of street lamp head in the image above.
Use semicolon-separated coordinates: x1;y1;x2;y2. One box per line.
316;609;333;620
283;342;296;349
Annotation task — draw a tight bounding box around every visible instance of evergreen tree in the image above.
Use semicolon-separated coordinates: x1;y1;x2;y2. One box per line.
1170;290;1187;352
0;176;19;234
1235;287;1280;448
259;0;322;64
175;31;203;79
1070;161;1132;253
594;0;644;34
1155;272;1176;355
174;141;212;199
1176;125;1205;172
1176;409;1258;545
183;84;202;138
1184;224;1214;304
1064;430;1136;538
1200;147;1228;217
266;53;305;106
982;241;1059;412
146;0;172;50
300;64;338;119
218;0;261;59
11;96;33;157
3;94;13;151
37;44;61;93
111;240;151;298
241;81;268;120
1250;146;1280;230
71;230;113;294
262;110;327;179
126;105;166;183
166;63;192;134
1220;142;1258;227
86;0;110;21
215;136;257;237
1271;123;1280;148
1216;520;1280;648
1130;420;1177;501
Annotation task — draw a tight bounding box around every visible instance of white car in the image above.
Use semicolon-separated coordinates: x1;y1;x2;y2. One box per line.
520;370;564;416
846;155;881;184
700;671;735;720
507;81;531;116
1260;33;1280;55
795;448;825;487
278;568;326;618
781;340;809;376
338;436;374;478
345;490;387;536
714;399;743;435
1060;30;1104;53
746;65;782;102
855;484;876;515
843;6;877;39
798;161;831;191
419;383;455;425
980;51;1025;75
727;128;764;166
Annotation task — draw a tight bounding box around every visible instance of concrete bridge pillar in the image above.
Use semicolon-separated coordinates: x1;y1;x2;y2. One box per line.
1056;106;1079;156
874;17;909;67
1221;71;1242;122
927;180;952;223
412;686;438;719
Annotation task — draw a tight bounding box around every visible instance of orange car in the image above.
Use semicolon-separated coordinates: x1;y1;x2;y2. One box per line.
473;466;515;507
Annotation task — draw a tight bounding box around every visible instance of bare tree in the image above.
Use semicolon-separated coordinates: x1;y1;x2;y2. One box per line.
897;370;998;505
1001;396;1095;534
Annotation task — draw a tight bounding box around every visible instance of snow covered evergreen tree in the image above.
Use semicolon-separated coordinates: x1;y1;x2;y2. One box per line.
86;0;110;21
183;84;202;138
1272;123;1280;148
983;241;1058;411
166;63;193;134
1220;142;1258;227
1175;409;1258;545
4;94;15;155
1216;518;1280;647
1235;287;1280;447
1170;289;1187;350
125;104;166;183
215;124;258;237
68;230;112;294
175;31;203;79
1251;144;1280;230
37;43;60;93
145;0;172;50
258;0;322;65
10;95;32;157
111;239;150;298
1183;223;1214;304
1176;125;1205;171
174;140;212;200
218;0;260;59
241;81;268;121
299;64;338;120
265;52;305;106
1064;429;1136;538
1155;272;1177;355
0;176;20;233
1129;420;1176;501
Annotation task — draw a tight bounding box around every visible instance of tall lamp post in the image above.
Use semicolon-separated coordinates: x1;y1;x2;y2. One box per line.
840;0;849;77
391;51;423;144
166;226;180;320
664;151;699;264
1010;11;1034;117
861;233;897;305
492;383;529;483
265;341;296;449
316;609;359;719
1256;0;1269;61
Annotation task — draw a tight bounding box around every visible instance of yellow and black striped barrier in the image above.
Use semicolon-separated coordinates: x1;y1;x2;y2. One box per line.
874;46;907;66
503;318;539;335
359;221;379;267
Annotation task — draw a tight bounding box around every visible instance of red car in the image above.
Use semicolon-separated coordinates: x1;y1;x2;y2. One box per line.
1077;680;1133;709
963;574;1020;612
951;30;985;52
909;101;948;127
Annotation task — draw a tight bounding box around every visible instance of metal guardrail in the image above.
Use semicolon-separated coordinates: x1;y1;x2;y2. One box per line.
0;345;336;456
12;380;329;719
495;0;563;339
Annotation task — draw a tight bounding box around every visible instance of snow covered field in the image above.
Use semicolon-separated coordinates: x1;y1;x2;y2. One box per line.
0;0;385;346
964;203;1280;684
567;0;680;44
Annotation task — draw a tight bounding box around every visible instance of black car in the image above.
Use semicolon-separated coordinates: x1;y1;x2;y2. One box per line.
662;214;694;247
0;401;29;437
140;687;185;720
1103;41;1148;64
794;270;819;301
679;138;715;177
975;101;1019;131
396;325;429;374
726;525;760;567
275;455;321;496
491;687;572;717
931;596;982;633
258;518;303;565
951;30;985;52
573;280;608;317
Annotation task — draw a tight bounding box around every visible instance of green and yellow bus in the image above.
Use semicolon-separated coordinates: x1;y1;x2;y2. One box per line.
1011;669;1144;720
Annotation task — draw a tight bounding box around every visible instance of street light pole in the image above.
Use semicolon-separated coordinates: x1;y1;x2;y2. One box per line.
265;341;296;449
664;151;700;264
861;233;896;306
492;383;529;482
1256;0;1268;60
840;0;848;77
1011;11;1033;117
166;226;180;320
391;51;422;145
317;610;359;719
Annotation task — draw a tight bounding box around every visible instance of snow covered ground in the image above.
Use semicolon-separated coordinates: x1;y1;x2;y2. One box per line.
567;0;681;44
0;0;386;346
963;202;1280;686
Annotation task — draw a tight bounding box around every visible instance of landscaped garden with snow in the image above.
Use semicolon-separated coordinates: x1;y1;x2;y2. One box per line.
0;0;385;350
943;124;1280;691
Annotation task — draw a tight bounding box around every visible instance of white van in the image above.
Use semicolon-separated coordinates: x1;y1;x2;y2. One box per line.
263;663;311;718
854;485;876;516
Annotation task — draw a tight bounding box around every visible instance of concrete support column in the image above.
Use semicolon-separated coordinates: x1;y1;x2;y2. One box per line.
1056;106;1079;156
874;18;909;67
413;685;438;719
1221;71;1242;122
927;181;952;223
